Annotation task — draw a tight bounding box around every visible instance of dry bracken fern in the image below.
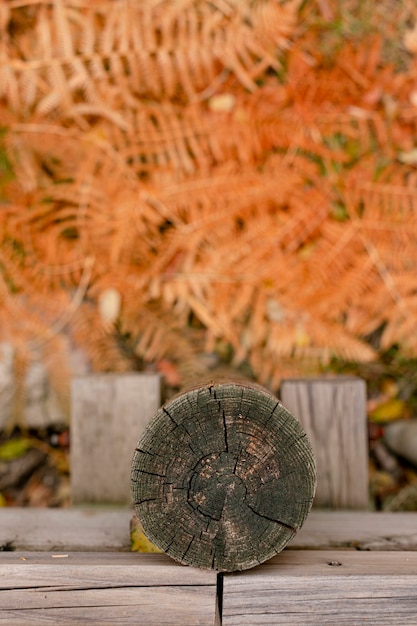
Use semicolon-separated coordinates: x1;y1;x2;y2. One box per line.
2;0;417;421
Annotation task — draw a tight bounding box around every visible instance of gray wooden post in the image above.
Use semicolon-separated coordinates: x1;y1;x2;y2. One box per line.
280;377;368;509
71;373;160;504
131;381;316;572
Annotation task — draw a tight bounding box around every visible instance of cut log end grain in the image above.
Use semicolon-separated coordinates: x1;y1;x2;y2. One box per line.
131;381;316;572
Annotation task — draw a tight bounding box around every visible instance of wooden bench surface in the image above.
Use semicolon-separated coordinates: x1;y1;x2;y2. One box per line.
0;551;218;626
222;550;417;625
1;508;417;625
2;508;416;552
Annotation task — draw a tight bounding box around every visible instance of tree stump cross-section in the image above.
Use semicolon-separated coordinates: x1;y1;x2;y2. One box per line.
131;381;316;572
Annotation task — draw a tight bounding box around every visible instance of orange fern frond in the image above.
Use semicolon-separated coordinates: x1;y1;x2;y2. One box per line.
4;0;417;409
1;0;299;122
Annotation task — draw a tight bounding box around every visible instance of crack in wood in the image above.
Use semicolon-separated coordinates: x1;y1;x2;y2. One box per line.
163;407;178;426
135;469;167;478
208;385;217;400
135;448;159;457
0;583;212;593
181;536;195;561
134;498;157;506
222;410;229;453
264;401;280;425
246;504;297;533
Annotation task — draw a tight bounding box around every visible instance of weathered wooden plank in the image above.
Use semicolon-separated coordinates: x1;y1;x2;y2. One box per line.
0;589;214;625
0;552;216;586
0;552;217;625
225;549;417;577
293;510;417;550
0;508;132;552
222;550;417;625
2;509;417;552
71;374;160;504
281;377;368;509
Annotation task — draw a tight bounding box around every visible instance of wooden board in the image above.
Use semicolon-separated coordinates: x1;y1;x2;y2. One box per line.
222;550;417;625
0;552;218;625
293;510;417;550
3;548;417;625
281;377;368;509
0;508;132;552
71;374;160;504
2;511;417;625
2;509;417;552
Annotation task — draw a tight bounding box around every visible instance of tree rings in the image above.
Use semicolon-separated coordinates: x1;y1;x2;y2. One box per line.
131;381;316;572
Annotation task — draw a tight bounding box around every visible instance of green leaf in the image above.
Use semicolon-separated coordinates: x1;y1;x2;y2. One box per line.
0;438;31;461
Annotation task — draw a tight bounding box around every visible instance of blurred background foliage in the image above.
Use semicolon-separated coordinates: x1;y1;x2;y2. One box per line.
1;0;417;429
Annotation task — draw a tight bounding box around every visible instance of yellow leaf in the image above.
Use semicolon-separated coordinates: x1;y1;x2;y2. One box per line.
130;517;163;553
369;398;407;423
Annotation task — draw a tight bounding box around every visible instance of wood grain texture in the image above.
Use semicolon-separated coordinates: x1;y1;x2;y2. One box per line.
0;552;217;626
3;549;417;625
131;381;316;571
2;509;417;552
0;508;132;552
281;377;368;509
71;374;160;504
292;510;417;550
222;550;417;625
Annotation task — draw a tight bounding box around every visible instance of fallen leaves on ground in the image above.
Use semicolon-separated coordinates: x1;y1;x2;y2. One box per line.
0;427;70;507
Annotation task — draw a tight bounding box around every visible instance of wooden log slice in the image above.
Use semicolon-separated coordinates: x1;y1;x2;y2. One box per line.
131;381;316;572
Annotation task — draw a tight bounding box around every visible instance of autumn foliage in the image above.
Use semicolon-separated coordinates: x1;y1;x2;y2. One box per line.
1;0;417;418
